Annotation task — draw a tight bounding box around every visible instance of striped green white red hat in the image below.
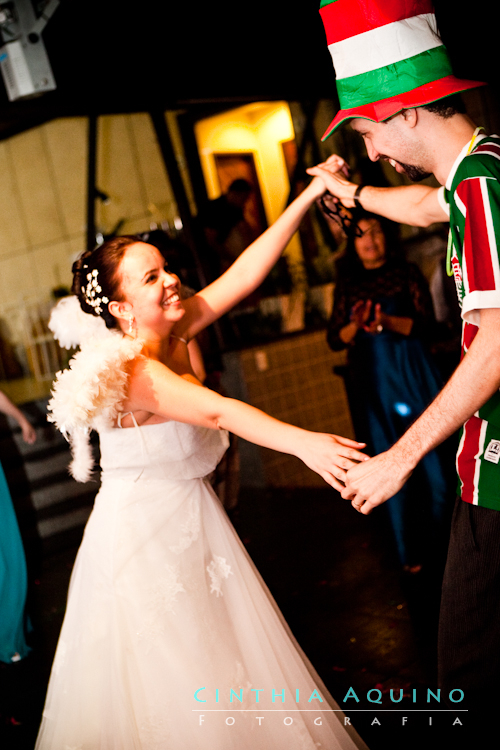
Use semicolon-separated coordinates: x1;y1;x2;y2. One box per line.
320;0;485;139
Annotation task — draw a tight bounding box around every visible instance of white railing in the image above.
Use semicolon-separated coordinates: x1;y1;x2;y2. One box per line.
18;297;67;382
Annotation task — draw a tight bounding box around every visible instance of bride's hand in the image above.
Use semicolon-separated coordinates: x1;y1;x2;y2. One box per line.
313;153;351;179
297;432;368;492
304;155;352;204
305;175;330;200
306;154;357;207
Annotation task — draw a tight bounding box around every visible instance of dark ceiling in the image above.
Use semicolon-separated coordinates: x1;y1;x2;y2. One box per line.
0;0;498;141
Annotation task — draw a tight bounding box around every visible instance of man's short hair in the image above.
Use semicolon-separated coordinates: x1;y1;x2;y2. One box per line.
420;94;466;119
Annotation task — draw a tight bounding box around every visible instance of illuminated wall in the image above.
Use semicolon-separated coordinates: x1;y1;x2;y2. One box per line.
0;114;181;352
194;101;305;270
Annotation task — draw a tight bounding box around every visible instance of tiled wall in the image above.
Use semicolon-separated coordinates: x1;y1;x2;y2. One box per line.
222;329;354;488
0;113;177;347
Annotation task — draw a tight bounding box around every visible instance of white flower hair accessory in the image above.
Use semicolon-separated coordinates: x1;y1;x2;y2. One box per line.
81;265;109;315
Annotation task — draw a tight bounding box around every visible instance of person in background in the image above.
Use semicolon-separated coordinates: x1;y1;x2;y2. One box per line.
0;390;36;665
327;210;453;572
197;179;257;279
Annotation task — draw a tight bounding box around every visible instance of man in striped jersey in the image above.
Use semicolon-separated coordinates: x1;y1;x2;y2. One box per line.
308;0;500;712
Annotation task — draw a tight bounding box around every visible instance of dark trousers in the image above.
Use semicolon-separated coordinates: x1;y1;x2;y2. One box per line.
438;498;500;716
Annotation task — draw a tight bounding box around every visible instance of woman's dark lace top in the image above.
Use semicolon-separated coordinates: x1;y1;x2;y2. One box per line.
327;259;437;351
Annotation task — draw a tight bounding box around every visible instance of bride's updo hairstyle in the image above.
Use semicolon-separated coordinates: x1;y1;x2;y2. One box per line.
72;235;140;329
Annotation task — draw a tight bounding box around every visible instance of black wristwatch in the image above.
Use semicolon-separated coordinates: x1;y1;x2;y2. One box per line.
353;184;365;206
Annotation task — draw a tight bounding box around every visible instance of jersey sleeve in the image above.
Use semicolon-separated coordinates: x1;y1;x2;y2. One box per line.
437;185;449;217
457;171;500;326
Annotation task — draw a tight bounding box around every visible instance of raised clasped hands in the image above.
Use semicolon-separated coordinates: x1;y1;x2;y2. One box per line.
306;154;350;200
306;154;356;206
341;449;413;514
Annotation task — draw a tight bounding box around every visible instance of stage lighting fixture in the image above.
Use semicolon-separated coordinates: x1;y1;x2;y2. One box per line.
0;0;60;101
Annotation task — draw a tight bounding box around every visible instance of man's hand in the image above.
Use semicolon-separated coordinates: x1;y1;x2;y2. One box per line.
308;155;446;228
343;307;500;516
341;449;413;514
307;155;358;207
316;153;351;179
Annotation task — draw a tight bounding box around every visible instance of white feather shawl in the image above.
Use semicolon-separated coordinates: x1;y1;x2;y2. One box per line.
47;296;143;482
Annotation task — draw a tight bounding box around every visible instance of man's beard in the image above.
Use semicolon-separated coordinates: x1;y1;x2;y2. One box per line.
382;153;432;182
397;161;431;182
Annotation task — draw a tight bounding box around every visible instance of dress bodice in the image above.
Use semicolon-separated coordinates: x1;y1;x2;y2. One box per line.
98;421;229;481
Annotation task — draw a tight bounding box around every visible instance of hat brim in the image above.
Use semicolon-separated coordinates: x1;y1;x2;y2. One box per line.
322;75;487;140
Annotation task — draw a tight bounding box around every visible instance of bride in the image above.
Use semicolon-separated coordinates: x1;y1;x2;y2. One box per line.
36;171;369;749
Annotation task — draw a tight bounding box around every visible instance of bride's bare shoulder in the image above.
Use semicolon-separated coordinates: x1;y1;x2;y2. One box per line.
127;354;176;387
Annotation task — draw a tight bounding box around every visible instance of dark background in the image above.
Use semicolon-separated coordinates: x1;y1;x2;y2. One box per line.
1;0;498;140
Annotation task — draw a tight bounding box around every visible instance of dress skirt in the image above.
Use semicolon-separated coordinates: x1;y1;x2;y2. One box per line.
35;422;367;749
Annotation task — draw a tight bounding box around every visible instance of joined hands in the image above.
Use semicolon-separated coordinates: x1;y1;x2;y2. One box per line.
306;155;414;513
341;447;413;514
307;154;358;207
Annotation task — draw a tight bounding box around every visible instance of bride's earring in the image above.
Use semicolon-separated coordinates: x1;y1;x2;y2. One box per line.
127;316;135;337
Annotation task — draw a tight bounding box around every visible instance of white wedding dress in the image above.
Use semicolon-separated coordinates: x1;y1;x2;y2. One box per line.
35;417;367;749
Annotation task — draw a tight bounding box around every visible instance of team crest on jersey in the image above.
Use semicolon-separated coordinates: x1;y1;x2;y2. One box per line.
450;246;464;304
485;440;500;464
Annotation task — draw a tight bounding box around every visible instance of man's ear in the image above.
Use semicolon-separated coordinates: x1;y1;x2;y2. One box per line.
400;108;418;128
108;300;132;323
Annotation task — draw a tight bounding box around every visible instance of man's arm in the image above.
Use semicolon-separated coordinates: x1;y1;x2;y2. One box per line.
306;156;448;227
343;307;500;513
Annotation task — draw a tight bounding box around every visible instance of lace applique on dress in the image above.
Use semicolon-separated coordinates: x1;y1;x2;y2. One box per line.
137;564;185;647
206;556;233;597
290;721;324;750
227;661;254;708
139;707;171;749
169;500;200;555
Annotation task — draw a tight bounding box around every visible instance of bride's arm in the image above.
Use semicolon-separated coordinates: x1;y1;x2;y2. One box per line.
125;357;367;491
178;178;326;340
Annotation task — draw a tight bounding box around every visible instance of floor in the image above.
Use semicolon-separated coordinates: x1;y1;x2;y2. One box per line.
0;484;471;750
